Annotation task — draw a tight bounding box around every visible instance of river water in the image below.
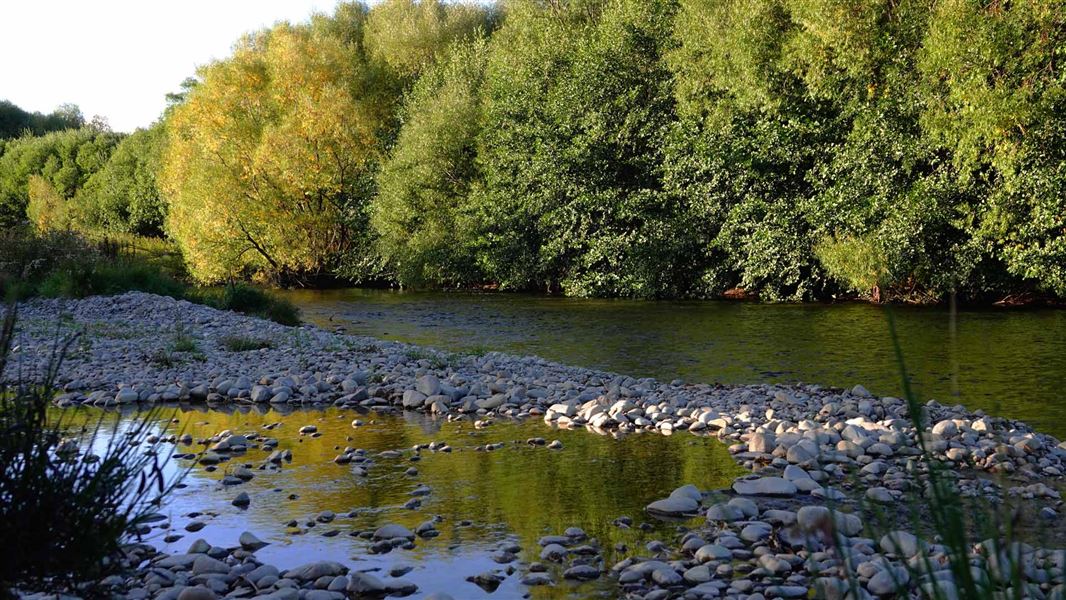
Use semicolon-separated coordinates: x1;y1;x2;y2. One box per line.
280;289;1066;439
76;406;741;599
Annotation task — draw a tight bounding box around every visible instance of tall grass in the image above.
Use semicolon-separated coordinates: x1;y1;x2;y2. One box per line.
0;305;185;596
823;306;1028;599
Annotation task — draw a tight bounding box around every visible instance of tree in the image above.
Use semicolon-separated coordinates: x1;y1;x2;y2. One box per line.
75;123;168;236
26;175;70;233
474;0;697;297
919;0;1066;296
364;0;495;81
371;38;490;287
162;3;399;284
0;101;84;140
0;128;121;227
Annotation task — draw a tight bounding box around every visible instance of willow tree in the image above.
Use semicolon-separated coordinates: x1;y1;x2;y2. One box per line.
371;38;490;287
162;4;396;283
364;0;495;81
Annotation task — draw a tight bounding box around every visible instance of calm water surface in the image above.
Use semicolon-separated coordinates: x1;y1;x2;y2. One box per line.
82;407;741;599
280;289;1066;438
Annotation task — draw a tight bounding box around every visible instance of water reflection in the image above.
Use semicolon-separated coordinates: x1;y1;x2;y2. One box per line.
70;406;743;599
280;289;1066;438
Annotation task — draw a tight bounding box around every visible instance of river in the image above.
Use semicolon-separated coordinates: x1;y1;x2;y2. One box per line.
280;289;1066;439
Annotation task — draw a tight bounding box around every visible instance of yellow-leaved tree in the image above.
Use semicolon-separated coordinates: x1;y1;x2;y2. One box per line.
161;4;396;283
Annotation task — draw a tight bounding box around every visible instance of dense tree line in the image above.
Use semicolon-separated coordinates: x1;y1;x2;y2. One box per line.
0;101;84;140
1;0;1063;302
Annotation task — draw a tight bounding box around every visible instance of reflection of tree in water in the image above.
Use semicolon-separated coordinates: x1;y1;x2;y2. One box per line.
64;406;741;580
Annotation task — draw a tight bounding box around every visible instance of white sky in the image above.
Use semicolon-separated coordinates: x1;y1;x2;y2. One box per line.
0;0;347;132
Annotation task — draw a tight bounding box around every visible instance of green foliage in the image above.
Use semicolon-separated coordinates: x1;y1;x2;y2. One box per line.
0;308;183;596
0;229;298;325
372;37;490;287
473;0;702;297
161;3;400;284
0;127;122;227
75;123;168;236
5;0;1061;303
0;100;84;139
188;284;300;326
365;0;495;80
219;284;300;326
815;234;888;294
25;175;71;233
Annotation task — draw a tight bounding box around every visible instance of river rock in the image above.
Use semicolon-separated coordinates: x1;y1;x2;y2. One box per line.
374;524;415;540
880;531;920;557
733;477;797;496
239;531;268;550
694;544;732;563
403;390;427;408
285;561;347;581
416;374;441;396
191;555;228;575
347;572;385;594
563;565;599;580
176;587;217;600
748;431;776;453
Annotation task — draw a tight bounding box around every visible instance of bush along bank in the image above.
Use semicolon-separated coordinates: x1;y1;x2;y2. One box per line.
0;229;298;325
7;292;1066;599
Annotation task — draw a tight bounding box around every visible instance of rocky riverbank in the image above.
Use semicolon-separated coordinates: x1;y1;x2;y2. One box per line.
8;292;1066;600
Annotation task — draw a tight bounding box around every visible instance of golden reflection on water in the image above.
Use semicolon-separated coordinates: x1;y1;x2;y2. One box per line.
67;405;744;599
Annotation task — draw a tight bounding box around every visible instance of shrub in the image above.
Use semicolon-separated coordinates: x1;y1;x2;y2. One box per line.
219;335;275;352
191;284;300;326
0;228;96;300
25;175;71;233
0;307;183;595
815;234;888;297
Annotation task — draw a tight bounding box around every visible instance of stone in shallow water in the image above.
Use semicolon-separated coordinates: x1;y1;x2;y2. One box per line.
384;579;418;595
521;572;553;586
285;561;347;581
539;543;568;561
374;524;415;540
646;495;699;517
646;484;702;516
346;572;385;594
239;531;268;551
466;571;505;592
